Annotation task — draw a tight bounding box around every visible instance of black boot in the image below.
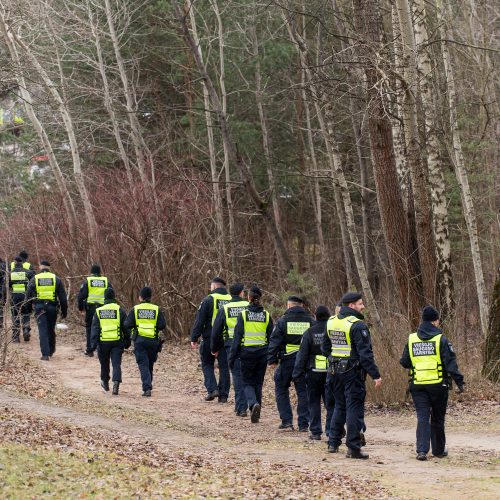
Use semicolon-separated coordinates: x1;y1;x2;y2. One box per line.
101;380;109;392
250;403;261;423
204;390;219;401
346;448;369;459
112;382;120;395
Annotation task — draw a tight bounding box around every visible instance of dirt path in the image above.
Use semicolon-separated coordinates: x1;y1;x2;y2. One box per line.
5;330;500;499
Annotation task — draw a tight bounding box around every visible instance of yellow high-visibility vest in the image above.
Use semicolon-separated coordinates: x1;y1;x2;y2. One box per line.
10;270;28;294
35;272;56;301
326;315;361;358
133;303;159;338
241;310;270;347
211;292;232;325
408;332;443;384
223;300;249;339
285;321;311;355
86;276;108;305
96;303;121;342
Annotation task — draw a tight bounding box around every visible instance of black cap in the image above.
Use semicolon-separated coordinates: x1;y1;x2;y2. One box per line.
90;264;101;275
422;305;439;322
230;282;245;296
140;286;152;300
14;256;23;263
288;295;304;303
104;288;115;300
341;292;362;305
19;250;28;260
315;305;331;321
249;285;262;298
40;260;51;267
211;276;226;286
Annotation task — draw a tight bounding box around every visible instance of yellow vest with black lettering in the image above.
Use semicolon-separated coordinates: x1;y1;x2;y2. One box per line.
134;303;159;338
285;320;311;355
223;300;250;340
326;315;361;358
10;261;31;271
211;292;232;326
86;276;108;305
408;332;443;385
35;272;56;301
10;270;28;294
96;303;121;342
242;310;270;347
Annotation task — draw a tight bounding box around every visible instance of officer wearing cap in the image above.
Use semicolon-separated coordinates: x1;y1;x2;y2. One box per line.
211;282;249;413
26;260;68;361
9;256;35;342
90;288;130;395
78;264;112;357
229;286;273;423
322;292;381;459
191;277;232;402
10;250;34;271
400;305;464;461
124;287;166;397
268;295;314;431
293;305;334;440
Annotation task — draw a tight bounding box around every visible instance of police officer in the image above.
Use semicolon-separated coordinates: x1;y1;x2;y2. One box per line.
211;282;249;413
26;260;68;361
10;250;34;271
124;287;166;397
293;305;334;440
0;257;6;328
322;292;381;459
400;306;464;461
268;296;313;431
78;264;111;357
191;277;232;402
229;286;273;423
9;256;35;342
90;288;130;395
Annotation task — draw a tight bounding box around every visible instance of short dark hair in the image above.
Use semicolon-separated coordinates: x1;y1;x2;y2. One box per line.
140;286;152;300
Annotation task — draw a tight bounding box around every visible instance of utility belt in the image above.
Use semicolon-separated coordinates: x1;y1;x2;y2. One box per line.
329;358;360;375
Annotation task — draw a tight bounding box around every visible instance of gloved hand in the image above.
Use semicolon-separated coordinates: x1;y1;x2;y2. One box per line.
157;339;165;353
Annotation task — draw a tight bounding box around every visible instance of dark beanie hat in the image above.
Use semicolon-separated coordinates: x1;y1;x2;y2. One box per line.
249;285;262;298
211;276;226;286
315;305;331;321
140;286;152;300
14;256;23;263
422;305;439;322
288;295;304;303
40;260;51;266
90;264;101;275
230;282;245;296
341;292;362;305
19;250;28;259
104;288;115;300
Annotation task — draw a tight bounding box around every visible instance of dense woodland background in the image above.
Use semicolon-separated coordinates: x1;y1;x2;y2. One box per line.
0;0;498;397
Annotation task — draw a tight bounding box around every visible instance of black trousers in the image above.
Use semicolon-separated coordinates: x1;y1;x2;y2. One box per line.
410;385;448;455
306;370;334;437
35;304;57;357
11;295;31;340
85;305;98;352
134;337;159;392
98;343;123;382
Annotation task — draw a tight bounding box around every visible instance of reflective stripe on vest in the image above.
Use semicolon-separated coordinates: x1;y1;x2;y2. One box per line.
87;276;108;305
223;300;250;339
97;303;121;342
211;292;232;326
10;261;31;270
285;321;310;355
408;332;443;385
134;303;159;338
35;272;56;301
312;355;328;372
10;270;28;293
242;310;269;347
326;315;360;358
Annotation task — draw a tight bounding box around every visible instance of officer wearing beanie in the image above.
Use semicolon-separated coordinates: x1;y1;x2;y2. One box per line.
78;264;112;357
9;256;35;342
11;250;34;271
400;305;464;461
229;286;273;424
268;295;314;431
191;277;232;402
26;260;68;360
89;288;130;395
293;305;334;440
211;282;249;413
322;292;382;459
124;287;166;397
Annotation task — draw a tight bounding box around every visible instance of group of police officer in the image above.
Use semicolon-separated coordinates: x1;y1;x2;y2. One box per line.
191;276;465;461
2;253;166;397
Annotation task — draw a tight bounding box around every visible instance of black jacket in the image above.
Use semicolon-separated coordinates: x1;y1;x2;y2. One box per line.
26;272;68;318
77;274;113;311
293;319;328;379
89;300;130;350
229;304;274;366
191;287;230;341
211;295;247;353
321;306;380;380
400;321;464;388
124;301;166;342
267;306;314;364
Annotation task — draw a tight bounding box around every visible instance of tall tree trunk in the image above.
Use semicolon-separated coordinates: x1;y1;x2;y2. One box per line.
483;265;500;382
395;0;438;306
436;0;489;336
352;0;422;326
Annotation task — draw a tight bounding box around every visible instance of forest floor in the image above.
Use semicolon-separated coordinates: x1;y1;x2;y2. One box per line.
0;325;499;499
